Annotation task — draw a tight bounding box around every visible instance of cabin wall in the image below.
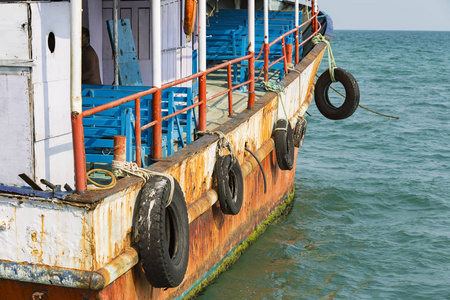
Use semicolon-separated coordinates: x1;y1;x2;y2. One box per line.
0;2;74;188
101;0;193;86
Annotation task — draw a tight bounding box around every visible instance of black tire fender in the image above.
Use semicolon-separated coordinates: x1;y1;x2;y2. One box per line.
214;155;244;215
274;119;295;170
293;118;307;148
314;68;360;120
137;176;189;288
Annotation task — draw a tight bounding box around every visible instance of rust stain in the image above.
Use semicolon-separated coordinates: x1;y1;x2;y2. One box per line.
3;35;326;299
79;216;87;270
30;231;38;242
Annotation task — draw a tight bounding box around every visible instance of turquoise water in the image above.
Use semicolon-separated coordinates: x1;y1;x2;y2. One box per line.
198;30;450;299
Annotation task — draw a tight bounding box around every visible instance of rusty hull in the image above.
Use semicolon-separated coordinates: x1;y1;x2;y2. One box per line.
0;25;331;299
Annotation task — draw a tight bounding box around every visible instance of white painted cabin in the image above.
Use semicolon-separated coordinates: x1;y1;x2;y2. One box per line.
0;0;196;188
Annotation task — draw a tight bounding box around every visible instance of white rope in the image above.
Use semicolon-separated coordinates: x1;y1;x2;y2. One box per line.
112;160;175;207
197;130;237;164
262;81;290;129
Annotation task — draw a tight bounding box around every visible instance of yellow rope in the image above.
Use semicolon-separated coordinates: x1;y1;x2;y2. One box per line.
87;169;117;190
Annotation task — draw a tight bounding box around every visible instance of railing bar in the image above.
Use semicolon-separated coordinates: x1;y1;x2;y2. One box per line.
268;15;316;47
161;101;203;122
269;56;285;68
231;80;252;91
82;87;158;117
141;120;158;131
207;89;231;102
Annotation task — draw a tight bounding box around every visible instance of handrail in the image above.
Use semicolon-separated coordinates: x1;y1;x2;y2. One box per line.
268;14;316;47
73;8;324;192
262;11;322;81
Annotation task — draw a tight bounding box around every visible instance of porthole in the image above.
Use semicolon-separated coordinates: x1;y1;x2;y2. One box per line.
48;32;55;53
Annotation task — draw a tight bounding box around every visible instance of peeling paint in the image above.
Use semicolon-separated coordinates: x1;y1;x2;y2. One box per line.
0;30;328;298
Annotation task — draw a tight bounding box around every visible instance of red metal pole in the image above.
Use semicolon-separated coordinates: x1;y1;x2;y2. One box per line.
264;43;269;82
295;29;300;65
312;0;317;33
71;112;87;192
282;37;288;74
199;73;207;131
113;135;127;162
227;64;233;116
248;52;255;109
287;43;293;65
135;98;142;166
152;89;162;159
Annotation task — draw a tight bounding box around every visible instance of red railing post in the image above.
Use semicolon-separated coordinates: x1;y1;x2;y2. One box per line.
71;112;87;192
312;0;317;34
264;43;270;82
135;97;142;166
248;52;255;108
227;64;233;116
199;73;207;131
295;29;300;65
287;43;293;65
113;135;127;162
282;37;288;74
152;89;162;159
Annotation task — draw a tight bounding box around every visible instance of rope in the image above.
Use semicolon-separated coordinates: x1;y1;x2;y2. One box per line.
112;160;175;207
318;75;400;119
197;130;237;164
312;34;337;82
262;81;290;129
87;169;117;191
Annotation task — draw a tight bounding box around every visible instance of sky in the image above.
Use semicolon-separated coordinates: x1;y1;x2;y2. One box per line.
314;0;450;31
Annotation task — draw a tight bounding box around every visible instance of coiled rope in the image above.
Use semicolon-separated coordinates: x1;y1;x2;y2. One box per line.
112;160;175;207
87;169;117;191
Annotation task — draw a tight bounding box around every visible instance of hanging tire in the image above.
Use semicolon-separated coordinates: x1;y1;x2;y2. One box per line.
274;119;295;170
314;68;360;120
293;118;307;148
215;155;244;215
137;176;189;288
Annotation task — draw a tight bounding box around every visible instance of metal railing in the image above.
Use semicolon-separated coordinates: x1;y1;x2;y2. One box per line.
72;9;322;192
261;13;322;82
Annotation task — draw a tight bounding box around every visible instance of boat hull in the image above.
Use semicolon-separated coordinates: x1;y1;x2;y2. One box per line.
0;29;330;299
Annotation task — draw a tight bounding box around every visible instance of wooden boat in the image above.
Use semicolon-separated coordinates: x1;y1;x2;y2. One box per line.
0;0;334;298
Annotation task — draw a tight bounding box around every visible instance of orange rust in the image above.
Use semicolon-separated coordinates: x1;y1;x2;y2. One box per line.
113;135;127;162
4;29;329;299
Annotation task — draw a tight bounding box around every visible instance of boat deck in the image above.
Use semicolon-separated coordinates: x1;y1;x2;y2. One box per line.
205;68;283;130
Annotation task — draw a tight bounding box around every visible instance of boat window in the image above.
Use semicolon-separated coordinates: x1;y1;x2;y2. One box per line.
48;32;55;53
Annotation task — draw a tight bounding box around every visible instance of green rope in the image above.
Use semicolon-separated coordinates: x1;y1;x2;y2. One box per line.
262;81;289;122
312;34;337;82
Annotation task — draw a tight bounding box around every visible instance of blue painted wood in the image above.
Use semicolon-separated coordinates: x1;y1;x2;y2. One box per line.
106;19;143;86
82;85;196;165
206;9;303;87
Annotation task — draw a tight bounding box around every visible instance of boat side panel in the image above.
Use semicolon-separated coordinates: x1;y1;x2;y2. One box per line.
0;197;94;270
91;184;142;270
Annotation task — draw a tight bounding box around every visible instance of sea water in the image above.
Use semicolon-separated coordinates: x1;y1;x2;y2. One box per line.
198;30;450;299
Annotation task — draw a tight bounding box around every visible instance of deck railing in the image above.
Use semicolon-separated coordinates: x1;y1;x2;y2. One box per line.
261;13;322;81
73;8;322;192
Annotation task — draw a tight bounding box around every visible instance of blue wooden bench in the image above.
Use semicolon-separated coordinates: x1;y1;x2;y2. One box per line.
82;85;196;165
206;9;302;85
